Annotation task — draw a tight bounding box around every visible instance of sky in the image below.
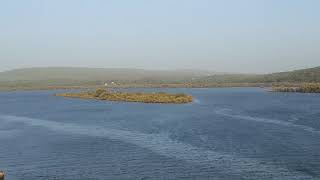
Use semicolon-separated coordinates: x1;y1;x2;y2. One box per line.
1;0;320;73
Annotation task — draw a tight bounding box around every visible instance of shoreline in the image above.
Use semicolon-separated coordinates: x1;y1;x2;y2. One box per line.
0;83;269;92
1;83;319;94
272;84;320;93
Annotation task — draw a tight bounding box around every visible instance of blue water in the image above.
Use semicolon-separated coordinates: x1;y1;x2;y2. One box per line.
0;88;320;180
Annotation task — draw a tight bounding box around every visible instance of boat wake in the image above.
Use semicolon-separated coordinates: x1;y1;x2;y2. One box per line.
214;108;319;134
0;114;315;179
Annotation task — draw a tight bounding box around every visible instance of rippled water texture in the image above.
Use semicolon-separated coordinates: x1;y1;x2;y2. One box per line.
1;88;320;179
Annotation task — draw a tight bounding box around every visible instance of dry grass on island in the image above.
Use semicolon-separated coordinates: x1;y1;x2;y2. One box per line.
272;83;320;93
55;89;193;104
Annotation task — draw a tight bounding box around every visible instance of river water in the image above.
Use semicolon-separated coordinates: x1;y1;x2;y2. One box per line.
0;88;320;179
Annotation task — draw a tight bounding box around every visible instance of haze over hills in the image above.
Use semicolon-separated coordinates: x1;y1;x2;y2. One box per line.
0;66;319;88
0;67;217;85
197;66;320;84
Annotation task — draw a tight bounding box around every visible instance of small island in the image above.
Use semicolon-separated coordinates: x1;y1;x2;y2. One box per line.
55;89;193;104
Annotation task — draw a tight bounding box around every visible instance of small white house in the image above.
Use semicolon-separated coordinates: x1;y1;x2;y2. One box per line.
104;82;116;86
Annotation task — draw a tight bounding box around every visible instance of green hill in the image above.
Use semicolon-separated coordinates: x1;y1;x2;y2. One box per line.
0;67;215;86
260;66;320;83
0;66;319;89
196;66;320;84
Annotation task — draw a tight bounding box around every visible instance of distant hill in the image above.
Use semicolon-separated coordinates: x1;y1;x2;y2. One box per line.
0;67;216;86
259;66;320;83
0;66;319;88
196;66;320;84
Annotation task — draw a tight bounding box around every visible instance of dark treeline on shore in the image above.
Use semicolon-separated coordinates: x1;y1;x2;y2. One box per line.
272;83;320;93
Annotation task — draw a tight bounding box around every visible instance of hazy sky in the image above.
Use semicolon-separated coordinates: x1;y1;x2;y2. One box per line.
1;0;319;73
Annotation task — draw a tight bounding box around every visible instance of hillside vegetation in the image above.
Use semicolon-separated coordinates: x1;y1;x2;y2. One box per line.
197;66;320;84
0;67;215;85
0;66;319;90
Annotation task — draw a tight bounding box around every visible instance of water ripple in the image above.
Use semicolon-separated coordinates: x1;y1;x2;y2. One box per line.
0;114;315;180
214;108;320;134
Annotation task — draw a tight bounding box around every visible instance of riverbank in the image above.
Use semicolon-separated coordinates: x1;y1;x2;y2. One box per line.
0;83;271;92
56;89;193;104
0;83;269;92
2;82;320;93
272;83;320;93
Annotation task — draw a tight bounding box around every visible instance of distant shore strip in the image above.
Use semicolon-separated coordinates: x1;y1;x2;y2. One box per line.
272;83;320;93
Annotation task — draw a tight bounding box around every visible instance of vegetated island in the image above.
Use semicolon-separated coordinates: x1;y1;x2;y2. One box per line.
55;89;193;104
272;83;320;93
